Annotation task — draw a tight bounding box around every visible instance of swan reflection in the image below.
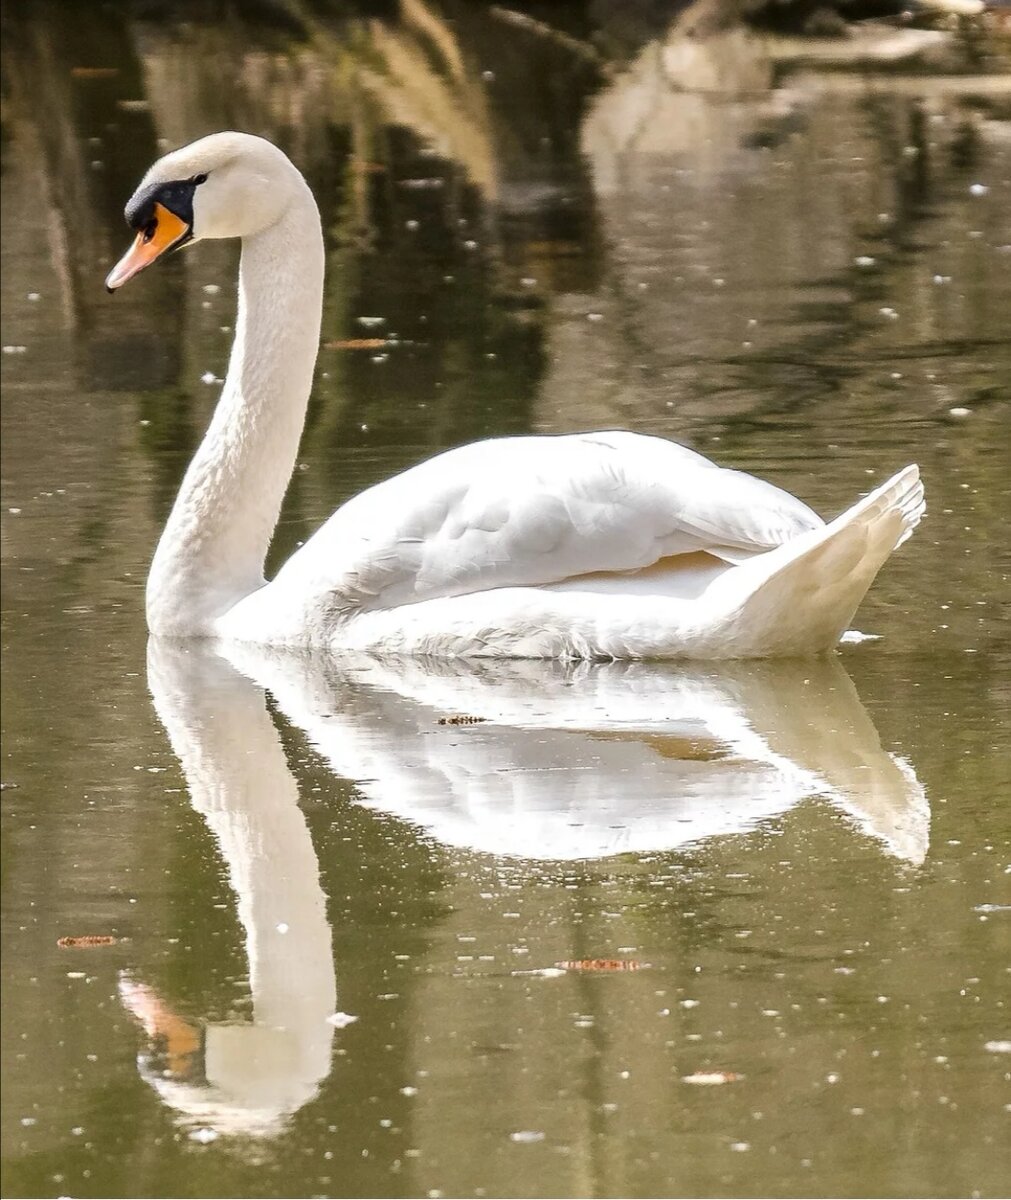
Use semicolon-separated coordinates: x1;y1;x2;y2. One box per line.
125;639;927;1136
121;639;337;1137
223;641;929;866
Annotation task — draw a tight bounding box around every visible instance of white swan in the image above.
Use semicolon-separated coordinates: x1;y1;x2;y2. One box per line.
107;132;924;658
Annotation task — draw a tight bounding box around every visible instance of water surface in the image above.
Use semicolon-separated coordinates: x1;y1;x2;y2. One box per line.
2;3;1010;1198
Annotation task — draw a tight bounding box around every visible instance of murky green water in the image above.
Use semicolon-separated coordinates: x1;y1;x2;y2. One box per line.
2;3;1010;1198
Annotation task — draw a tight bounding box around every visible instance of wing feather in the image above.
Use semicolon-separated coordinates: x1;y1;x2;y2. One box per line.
272;432;823;614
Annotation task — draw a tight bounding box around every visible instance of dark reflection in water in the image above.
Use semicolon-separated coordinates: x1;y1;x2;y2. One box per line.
2;1;1009;1198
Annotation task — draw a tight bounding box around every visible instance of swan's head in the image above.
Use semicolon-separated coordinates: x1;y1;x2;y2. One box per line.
106;131;306;291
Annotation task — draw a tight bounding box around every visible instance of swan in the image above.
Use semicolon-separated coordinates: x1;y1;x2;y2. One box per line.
107;132;925;658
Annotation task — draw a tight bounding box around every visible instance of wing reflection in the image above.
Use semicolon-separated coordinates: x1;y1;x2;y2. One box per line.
221;642;929;866
122;639;337;1137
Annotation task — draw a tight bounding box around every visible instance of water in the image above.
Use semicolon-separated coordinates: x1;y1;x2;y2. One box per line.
2;3;1010;1197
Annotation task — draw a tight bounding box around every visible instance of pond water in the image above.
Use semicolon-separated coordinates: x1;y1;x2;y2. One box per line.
2;3;1010;1198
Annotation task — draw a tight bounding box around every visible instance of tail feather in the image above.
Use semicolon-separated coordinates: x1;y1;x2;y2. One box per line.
707;466;924;656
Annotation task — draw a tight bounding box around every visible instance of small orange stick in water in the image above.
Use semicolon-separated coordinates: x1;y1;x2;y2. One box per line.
554;959;648;972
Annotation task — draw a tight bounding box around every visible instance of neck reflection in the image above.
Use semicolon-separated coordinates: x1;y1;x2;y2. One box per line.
121;639;338;1137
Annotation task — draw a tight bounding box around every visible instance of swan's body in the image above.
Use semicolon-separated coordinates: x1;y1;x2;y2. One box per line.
109;133;924;659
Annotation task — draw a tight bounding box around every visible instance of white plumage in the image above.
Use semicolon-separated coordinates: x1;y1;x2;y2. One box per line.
109;133;924;658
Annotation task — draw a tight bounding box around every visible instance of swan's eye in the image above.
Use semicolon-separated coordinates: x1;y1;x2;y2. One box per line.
142;219;158;244
192;173;208;185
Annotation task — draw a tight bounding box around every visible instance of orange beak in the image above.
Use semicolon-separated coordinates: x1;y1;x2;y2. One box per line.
105;202;190;291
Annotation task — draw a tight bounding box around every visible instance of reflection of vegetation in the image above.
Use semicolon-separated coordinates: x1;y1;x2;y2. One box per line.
1;0;610;536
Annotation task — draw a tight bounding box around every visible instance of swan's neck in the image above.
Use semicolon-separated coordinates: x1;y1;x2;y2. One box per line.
146;189;324;635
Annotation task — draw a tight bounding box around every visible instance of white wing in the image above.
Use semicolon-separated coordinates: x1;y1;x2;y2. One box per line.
271;431;823;614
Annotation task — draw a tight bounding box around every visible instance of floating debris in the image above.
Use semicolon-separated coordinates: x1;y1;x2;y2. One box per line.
57;935;118;949
70;66;119;78
326;1011;359;1029
682;1071;744;1085
437;714;487;726
324;339;387;351
509;1130;545;1144
188;1127;218;1144
554;959;648;972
